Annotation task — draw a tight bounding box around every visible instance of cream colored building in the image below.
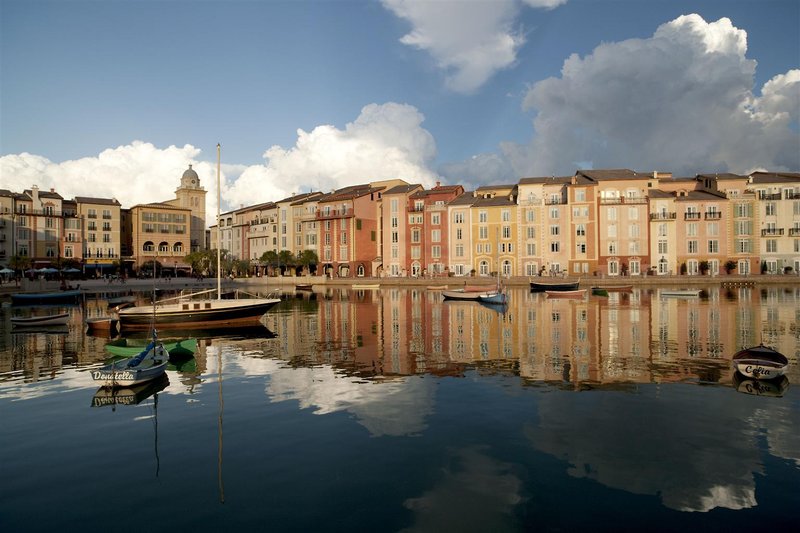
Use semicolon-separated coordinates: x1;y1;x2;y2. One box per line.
163;165;207;253
74;196;122;275
129;202;192;272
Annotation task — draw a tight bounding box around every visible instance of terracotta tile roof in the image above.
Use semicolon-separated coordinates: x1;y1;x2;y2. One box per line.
74;196;121;206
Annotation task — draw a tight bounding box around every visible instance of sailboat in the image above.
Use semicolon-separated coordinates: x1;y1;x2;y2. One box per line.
118;144;281;331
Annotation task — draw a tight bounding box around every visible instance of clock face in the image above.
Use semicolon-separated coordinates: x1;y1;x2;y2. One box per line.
191;179;196;185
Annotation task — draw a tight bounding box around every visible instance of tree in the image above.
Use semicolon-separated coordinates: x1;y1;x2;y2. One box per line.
260;251;279;276
185;249;218;276
699;260;710;274
278;250;294;270
296;250;318;275
9;254;31;275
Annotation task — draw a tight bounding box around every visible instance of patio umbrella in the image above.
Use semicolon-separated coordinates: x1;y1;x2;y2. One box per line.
0;267;13;275
42;267;59;274
61;268;81;273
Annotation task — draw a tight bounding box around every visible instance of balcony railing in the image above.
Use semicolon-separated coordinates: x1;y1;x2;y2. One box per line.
761;228;784;236
649;212;676;220
600;196;648;205
758;193;782;200
316;209;354;220
544;198;566;205
789;228;800;236
684;212;701;220
425;204;447;212
704;212;722;220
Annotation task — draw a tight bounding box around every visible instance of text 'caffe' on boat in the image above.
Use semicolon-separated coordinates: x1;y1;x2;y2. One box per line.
117;143;280;332
731;344;789;381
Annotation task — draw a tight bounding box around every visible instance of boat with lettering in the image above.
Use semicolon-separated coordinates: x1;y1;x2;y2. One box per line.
91;374;170;407
732;373;789;397
731;345;789;380
92;330;169;387
11;312;70;327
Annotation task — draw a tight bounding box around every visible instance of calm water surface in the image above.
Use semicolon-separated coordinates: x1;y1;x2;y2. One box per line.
1;285;798;532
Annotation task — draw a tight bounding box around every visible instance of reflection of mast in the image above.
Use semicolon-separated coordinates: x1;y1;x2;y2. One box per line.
217;347;225;504
153;392;160;477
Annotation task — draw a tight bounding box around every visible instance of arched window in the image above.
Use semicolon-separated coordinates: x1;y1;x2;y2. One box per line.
356;264;365;277
159;242;169;253
173;242;183;253
411;262;421;277
479;260;489;276
143;241;154;252
502;260;512;276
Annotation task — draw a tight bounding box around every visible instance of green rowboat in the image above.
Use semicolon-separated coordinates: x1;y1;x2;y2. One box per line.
105;337;198;358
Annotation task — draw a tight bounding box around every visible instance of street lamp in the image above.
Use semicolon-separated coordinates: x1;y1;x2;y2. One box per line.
174;261;177;278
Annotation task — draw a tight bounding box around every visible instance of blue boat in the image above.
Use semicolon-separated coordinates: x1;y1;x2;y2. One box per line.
11;289;82;305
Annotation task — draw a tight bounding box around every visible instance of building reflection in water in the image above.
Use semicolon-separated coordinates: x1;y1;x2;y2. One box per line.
263;285;799;385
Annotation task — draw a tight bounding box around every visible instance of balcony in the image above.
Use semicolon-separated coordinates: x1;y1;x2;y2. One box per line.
544;197;566;205
761;228;784;236
425;204;447;212
684;212;701;220
789;228;800;236
758;193;782;201
599;196;647;205
316;208;354;220
649;212;676;221
704;212;722;220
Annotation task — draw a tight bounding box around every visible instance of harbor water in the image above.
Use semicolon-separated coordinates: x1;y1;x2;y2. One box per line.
1;285;798;532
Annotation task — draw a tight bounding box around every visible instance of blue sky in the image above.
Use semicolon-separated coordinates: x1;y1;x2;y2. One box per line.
1;0;798;216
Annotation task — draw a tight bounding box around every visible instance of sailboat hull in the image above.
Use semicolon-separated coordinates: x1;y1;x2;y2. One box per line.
118;298;280;330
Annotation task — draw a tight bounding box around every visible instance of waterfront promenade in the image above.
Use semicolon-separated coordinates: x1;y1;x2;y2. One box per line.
1;272;795;297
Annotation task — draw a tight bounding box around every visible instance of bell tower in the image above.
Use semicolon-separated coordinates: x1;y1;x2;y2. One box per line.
174;164;207;252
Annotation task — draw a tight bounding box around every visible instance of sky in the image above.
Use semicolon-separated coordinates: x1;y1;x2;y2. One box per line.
1;0;798;221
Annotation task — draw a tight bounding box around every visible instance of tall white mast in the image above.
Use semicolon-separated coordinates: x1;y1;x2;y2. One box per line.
216;143;222;300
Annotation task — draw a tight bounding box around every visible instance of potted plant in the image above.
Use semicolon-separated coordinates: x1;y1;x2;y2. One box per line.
724;260;737;274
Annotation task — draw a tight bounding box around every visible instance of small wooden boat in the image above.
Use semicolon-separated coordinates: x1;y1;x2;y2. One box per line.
92;334;169;387
442;289;489;301
591;287;609;296
426;285;448;291
661;289;702;297
530;280;580;292
11;289;81;305
105;337;198;358
11;312;70;327
732;345;789;380
545;289;586;298
295;284;314;291
352;283;380;290
106;295;137;306
594;285;633;292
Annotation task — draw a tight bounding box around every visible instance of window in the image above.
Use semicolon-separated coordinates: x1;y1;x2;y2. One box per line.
550;225;559;236
526;209;535;222
431;229;441;242
765;202;776;216
479;226;488;239
432;245;441;258
708;240;719;253
576;224;585;236
550;242;560;252
527;243;536;255
502;210;510;222
549;207;559;219
688;240;698;253
527;227;535;239
766;239;777;253
628;207;638;220
454;212;464;224
575;189;585;202
629;224;639;238
576;243;586;254
607;207;617;220
391;232;398;243
456;228;462;240
658;240;668;254
479;211;488;223
607;225;617;238
432;213;440;225
707;222;718;236
658;223;667;237
455;244;464;257
608;242;617;254
502;226;510;239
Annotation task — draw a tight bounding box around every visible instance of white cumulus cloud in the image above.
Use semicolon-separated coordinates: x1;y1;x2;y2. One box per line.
225;102;439;208
0;142;223;224
502;13;800;176
0;103;440;226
